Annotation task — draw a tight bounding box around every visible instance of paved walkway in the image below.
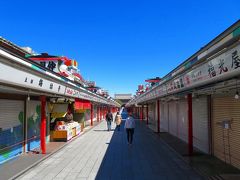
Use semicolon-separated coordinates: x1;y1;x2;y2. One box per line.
16;119;202;180
0;142;65;180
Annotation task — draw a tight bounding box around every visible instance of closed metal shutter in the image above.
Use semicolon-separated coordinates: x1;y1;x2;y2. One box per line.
143;107;147;120
26;100;41;151
93;105;97;121
142;107;145;120
213;95;240;169
169;101;178;136
178;99;188;143
85;110;91;126
193;97;209;153
160;102;169;132
148;102;156;131
0;99;24;164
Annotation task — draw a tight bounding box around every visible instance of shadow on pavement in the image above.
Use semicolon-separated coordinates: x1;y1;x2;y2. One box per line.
95;120;126;180
95;115;203;180
95;119;144;180
93;129;111;132
158;130;240;179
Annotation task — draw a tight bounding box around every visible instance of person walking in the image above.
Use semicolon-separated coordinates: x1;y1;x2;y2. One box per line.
105;109;113;131
115;111;122;131
124;111;135;145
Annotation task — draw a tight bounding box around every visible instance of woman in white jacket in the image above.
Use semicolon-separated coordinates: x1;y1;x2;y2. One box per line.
115;111;122;131
124;111;135;145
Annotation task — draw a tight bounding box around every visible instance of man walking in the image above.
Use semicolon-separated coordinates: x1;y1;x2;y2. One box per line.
105;109;113;131
124;111;135;145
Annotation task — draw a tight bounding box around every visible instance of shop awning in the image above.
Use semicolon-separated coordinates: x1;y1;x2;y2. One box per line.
145;77;161;83
74;99;91;111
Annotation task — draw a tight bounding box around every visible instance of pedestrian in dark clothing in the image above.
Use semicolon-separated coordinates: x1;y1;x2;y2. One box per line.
124;111;135;145
105;110;113;131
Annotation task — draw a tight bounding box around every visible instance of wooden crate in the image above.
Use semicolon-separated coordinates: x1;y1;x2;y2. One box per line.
52;130;68;141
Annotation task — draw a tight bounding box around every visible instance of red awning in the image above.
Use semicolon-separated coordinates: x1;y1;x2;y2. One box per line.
75;99;91;110
145;79;161;83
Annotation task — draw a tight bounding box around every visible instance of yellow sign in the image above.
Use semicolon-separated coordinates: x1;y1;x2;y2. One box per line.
51;112;67;118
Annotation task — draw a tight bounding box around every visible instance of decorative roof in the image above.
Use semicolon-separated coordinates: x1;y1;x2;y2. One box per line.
0;36;31;57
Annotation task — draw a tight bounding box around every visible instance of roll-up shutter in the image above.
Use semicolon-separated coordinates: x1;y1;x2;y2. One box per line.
27;100;41;151
169;101;178;137
178;99;188;143
160;102;169;132
0;99;24;164
94;105;97;121
148;102;156;131
145;106;148;120
143;107;146;120
213;95;240;169
192;96;209;154
85;109;91;126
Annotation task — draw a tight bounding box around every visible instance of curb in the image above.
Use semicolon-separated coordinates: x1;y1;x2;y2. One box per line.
10;121;103;180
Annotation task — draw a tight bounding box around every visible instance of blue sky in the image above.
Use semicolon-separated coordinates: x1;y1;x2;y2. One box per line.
1;0;239;96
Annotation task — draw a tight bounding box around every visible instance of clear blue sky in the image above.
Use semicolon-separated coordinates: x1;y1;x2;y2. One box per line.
1;0;239;97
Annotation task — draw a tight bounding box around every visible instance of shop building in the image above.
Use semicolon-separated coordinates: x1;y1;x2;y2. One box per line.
127;20;240;169
0;38;119;164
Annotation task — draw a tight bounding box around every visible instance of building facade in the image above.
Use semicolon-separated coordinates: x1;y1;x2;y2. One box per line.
127;20;240;169
0;38;119;164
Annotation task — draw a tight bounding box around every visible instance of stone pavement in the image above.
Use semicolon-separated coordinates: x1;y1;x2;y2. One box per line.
0;121;101;180
158;131;240;179
0;142;66;180
16;119;203;180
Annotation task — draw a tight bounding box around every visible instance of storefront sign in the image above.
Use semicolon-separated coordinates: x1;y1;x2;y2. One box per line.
0;50;117;106
137;43;240;103
78;92;87;99
64;87;79;98
0;62;66;95
167;43;240;94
